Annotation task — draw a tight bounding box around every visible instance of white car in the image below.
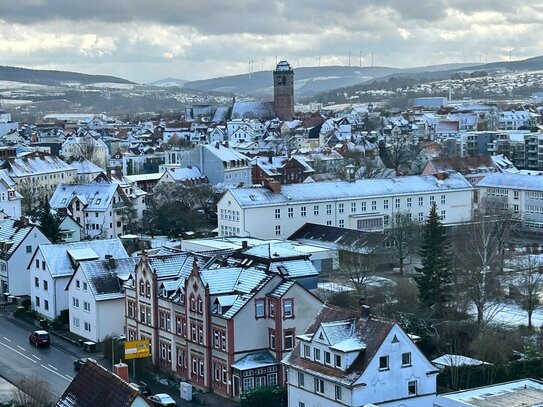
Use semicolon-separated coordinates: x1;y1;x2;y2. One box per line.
148;393;176;406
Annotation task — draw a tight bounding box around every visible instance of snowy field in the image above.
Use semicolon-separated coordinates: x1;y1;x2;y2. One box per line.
470;302;543;328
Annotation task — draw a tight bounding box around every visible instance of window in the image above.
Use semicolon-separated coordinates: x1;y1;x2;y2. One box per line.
35;296;40;307
384;215;389;226
275;225;281;236
419;196;424;206
372;200;377;210
35;259;39;269
326;204;332;215
407;197;412;208
83;301;90;312
76;280;80;289
283;299;293;318
269;330;275;349
314;378;325;394
84;322;91;332
514;190;519;200
243;377;254;391
441;210;446;220
275;208;281;219
379;355;389;370
314;348;321;361
402;352;412;367
303;344;310;358
26;245;32;253
408;380;417;395
43;280;48;291
395;198;401;209
284;331;294;350
255;299;265;318
299;403;305;407
441;194;446;204
197;297;203;313
288;207;293;218
361;201;367;211
339;219;345;228
298;372;305;387
83;282;87;291
338;203;344;213
334;354;342;368
383;199;389;209
313;205;319;216
73;297;79;308
300;206;306;217
419;212;424;222
324;351;331;365
335;385;342;401
351;202;356;213
44;300;49;311
430;195;435;204
73;317;80;328
34;277;39;287
269;302;275;317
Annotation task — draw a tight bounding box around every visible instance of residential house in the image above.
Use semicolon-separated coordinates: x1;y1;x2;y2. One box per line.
282;304;439;407
56;359;153;407
217;172;474;239
69;158;104;183
180;143;252;187
60;134;109;169
125;249;323;399
0;218;50;295
156;167;208;188
67;257;135;342
252;156;314;186
0;152;76;211
0;169;22;218
49;180;131;239
497;110;538;130
29;239;128;319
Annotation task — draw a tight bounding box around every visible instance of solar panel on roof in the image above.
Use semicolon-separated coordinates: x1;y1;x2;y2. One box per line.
67;248;99;261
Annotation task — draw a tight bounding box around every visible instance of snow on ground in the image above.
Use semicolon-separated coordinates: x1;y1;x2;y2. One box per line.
470;302;543;328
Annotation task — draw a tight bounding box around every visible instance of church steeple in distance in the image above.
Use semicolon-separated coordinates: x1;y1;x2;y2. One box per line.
273;60;294;121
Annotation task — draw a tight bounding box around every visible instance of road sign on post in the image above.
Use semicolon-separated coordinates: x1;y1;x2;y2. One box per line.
124;340;150;360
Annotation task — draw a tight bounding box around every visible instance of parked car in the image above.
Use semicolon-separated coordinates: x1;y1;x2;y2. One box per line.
129;381;152;396
28;330;50;347
148;393;176;406
73;358;95;371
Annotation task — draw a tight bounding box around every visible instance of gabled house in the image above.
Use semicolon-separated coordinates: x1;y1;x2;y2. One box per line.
49;180;130;239
29;239;128;320
0;218;50;295
0;169;22;218
125;249;323;399
282;304;439;407
156;167;208;188
252;155;314;186
56;359;153;407
67;256;135;342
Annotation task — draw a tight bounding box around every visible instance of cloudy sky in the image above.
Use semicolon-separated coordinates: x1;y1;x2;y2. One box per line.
0;1;540;84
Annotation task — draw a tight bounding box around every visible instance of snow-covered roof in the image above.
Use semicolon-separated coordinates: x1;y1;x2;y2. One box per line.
0;219;36;258
231;351;278;371
69;159;104;175
204;143;250;163
165;166;204;181
2;153;75;177
78;257;135;301
228;172;473;208
50;182;120;211
478;173;543;191
432;354;490;368
38;239;128;278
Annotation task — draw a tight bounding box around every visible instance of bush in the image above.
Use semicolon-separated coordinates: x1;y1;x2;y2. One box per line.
21;298;31;310
58;309;69;325
240;386;287;407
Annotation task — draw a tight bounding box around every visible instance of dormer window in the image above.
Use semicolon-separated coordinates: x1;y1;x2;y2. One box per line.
324;351;331;365
303;344;310;359
334;354;342;368
313;348;321;362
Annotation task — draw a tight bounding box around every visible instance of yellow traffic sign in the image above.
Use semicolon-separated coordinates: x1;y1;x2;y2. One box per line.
124;340;151;360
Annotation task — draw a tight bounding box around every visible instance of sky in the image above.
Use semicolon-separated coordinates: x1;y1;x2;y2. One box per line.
0;0;541;84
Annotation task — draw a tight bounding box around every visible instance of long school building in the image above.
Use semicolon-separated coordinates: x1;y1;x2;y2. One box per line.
217;172;474;239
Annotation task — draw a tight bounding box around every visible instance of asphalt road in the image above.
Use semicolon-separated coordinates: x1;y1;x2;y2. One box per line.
0;314;77;401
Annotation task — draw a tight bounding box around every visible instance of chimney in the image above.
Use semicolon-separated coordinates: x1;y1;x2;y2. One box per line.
345;164;356;182
268;180;281;193
359;300;370;319
224;141;229;148
241;240;248;249
114;363;129;382
215;142;220;149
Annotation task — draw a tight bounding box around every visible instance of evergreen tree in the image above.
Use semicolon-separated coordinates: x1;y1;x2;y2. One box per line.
416;202;452;317
39;198;60;243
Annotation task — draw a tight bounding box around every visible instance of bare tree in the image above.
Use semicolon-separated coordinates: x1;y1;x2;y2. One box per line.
453;198;518;328
387;211;419;275
335;257;376;300
511;254;543;329
381;133;417;174
12;376;56;407
17;178;46;214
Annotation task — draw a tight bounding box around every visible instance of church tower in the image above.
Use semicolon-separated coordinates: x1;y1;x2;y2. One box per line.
273;60;294;121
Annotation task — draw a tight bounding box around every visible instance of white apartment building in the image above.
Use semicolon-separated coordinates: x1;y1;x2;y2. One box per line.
217;172;474;239
477;173;543;231
29;239;128;319
67;257;135;342
282;305;439;407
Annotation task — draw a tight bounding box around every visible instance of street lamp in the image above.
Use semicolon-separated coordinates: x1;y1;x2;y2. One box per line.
112;336;118;371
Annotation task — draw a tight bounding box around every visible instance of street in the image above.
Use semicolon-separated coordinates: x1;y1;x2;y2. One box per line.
0;313;78;401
